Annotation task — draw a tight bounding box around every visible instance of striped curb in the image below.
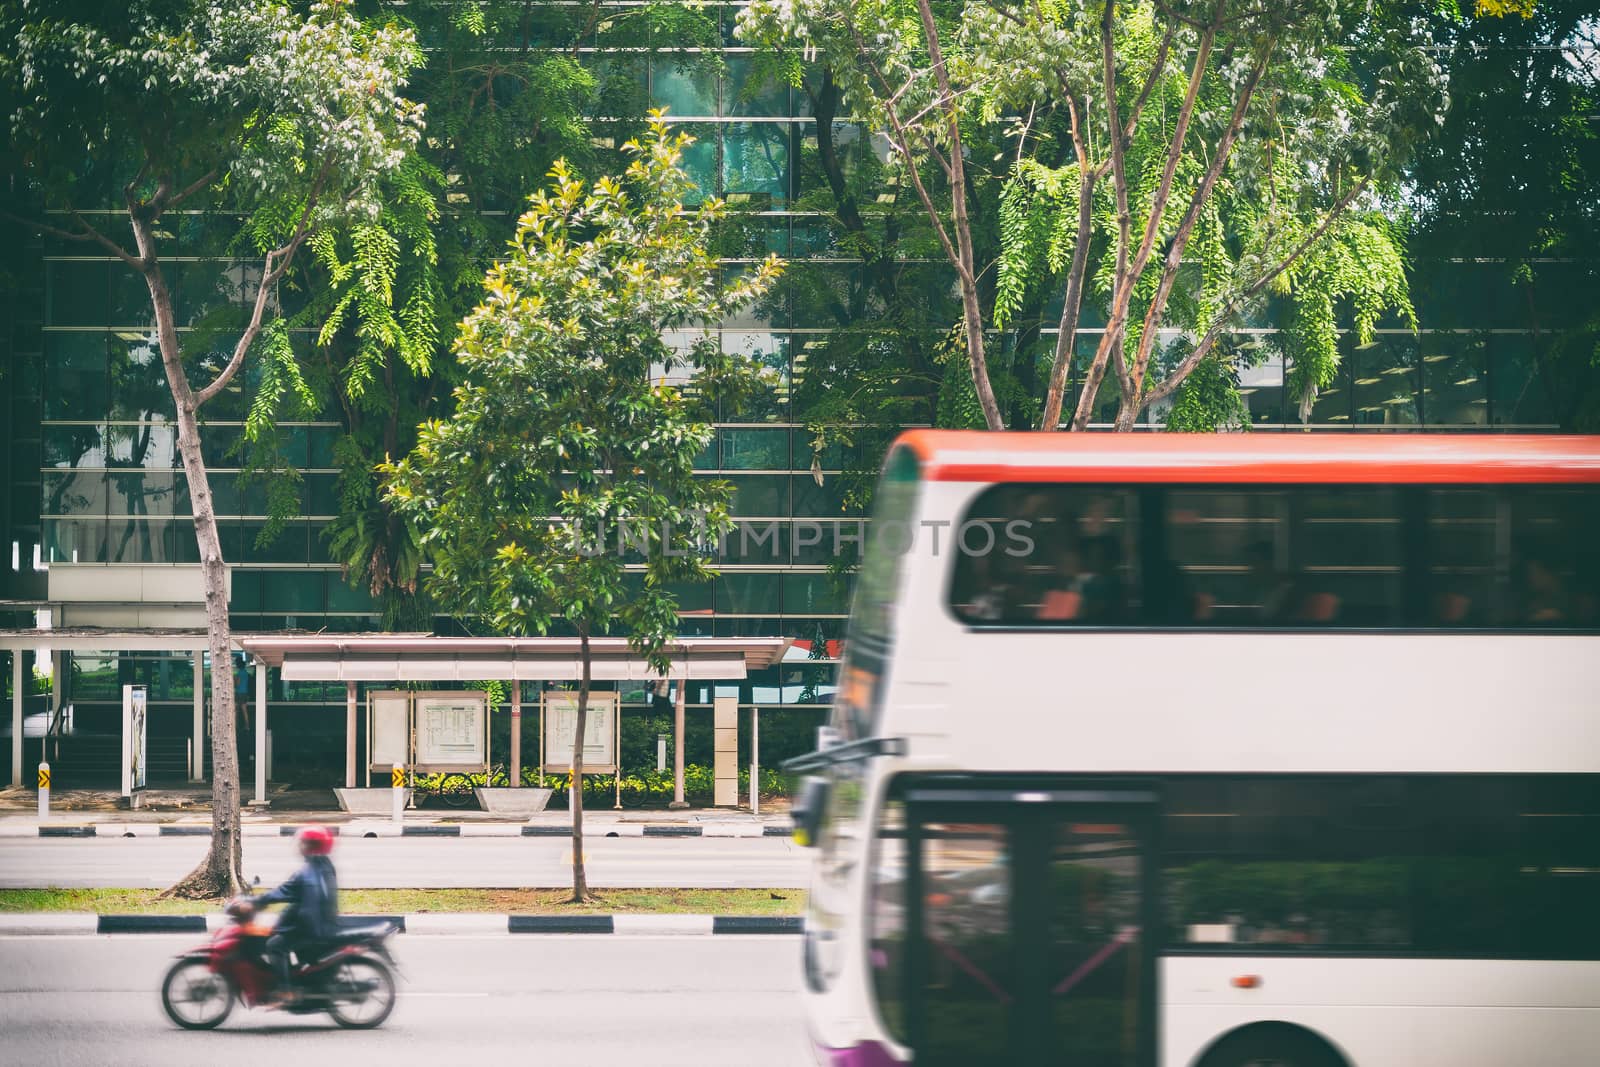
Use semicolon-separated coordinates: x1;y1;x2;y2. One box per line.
0;913;801;936
25;821;791;838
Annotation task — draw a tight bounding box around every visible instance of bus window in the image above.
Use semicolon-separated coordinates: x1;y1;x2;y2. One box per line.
1425;488;1499;626
1162;775;1600;958
1510;488;1600;627
950;487;1140;625
1292;486;1405;626
1163;489;1285;625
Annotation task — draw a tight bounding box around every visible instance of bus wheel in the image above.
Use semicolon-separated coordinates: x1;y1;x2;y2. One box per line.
1198;1024;1347;1067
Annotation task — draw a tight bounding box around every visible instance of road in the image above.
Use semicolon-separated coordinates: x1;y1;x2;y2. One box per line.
0;933;811;1066
0;835;809;889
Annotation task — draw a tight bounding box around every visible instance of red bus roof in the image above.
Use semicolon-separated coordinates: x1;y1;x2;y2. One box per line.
895;431;1600;485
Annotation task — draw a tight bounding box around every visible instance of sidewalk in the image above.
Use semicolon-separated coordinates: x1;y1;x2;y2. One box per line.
0;912;803;936
0;794;794;838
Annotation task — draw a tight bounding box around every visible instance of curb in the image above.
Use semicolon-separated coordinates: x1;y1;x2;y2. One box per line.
26;821;792;838
0;912;803;936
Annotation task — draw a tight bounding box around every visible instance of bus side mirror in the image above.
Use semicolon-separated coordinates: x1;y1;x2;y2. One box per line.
791;775;831;848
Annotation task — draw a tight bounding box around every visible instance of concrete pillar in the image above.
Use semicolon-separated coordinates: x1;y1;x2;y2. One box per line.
345;680;357;789
713;696;737;807
11;652;22;789
192;652;204;783
669;677;687;809
509;681;521;787
750;706;760;816
253;660;267;805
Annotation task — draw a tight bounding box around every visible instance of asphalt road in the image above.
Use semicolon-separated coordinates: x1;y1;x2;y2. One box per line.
0;933;811;1067
0;835;809;889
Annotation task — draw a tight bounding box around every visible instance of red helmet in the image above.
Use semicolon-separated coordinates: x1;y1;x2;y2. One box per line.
296;825;335;856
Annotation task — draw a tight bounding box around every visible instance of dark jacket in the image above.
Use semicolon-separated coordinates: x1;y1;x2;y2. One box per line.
257;855;338;941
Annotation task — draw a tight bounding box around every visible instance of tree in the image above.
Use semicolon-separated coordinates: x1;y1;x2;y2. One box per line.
310;1;725;629
738;0;1444;430
1;1;422;896
383;118;779;901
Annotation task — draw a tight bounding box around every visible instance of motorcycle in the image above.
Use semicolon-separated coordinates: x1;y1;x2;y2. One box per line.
160;891;400;1030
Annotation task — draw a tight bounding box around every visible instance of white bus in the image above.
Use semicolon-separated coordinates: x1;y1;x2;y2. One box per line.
789;432;1600;1067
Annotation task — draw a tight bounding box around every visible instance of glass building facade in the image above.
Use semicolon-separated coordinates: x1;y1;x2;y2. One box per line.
0;4;1584;778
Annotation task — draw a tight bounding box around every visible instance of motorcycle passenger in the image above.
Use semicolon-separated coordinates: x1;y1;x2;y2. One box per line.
256;825;340;1004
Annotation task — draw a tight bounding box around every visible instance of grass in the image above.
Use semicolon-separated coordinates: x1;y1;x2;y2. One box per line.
0;887;805;916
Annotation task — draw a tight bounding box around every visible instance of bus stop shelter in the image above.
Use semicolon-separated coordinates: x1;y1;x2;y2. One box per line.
236;634;792;807
3;629;789;806
2;627;211;790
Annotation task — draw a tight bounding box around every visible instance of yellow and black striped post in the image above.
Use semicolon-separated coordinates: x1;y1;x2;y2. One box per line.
391;763;405;825
37;762;50;820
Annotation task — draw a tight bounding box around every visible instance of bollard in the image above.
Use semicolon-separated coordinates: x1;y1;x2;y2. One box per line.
391;763;405;825
37;762;50;820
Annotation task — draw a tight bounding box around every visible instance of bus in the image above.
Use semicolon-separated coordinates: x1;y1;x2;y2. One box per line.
788;432;1600;1067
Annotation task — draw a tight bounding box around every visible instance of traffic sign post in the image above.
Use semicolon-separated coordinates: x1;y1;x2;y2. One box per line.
391;763;405;825
37;762;49;820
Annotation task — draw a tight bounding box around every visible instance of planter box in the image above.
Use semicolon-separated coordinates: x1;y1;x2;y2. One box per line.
334;787;411;814
474;787;553;816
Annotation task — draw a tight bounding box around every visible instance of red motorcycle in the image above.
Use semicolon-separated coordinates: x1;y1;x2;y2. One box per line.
160;895;399;1030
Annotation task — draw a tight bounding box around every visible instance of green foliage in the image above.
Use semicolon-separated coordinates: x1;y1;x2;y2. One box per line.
384;118;781;672
1164;351;1249;432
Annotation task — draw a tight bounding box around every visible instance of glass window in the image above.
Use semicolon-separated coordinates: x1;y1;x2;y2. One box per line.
720;331;790;421
1163;775;1600;959
920;821;1013;1064
720;427;789;470
1238;349;1286;426
42;424;106;469
45;260;110;327
783;572;847;615
105;424;179;469
107;472;183;516
261;571;324;613
949;486;1140;625
42;471;106;517
1490;335;1558;428
44;518;106;563
723;55;789;116
1421;334;1488;427
1351;335;1419;426
1162;488;1284;625
107;332;176;422
43;332;108;421
868;799;909;1044
650;57;717;116
1292;486;1404;626
725;474;787;518
723;122;792;209
716;572;781;615
718;521;789;565
1509;488;1600;627
1424;489;1499;626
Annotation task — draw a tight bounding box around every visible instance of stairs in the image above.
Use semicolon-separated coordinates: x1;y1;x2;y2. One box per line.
46;733;194;789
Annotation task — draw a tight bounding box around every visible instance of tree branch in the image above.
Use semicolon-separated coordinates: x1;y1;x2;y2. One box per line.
1127;40;1276;395
1142;177;1371;409
2;209;142;268
193;171;329;408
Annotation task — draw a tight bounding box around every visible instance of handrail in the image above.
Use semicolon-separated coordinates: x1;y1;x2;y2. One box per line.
781;735;908;774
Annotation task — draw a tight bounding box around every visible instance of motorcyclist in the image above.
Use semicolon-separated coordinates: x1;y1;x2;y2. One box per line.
255;825;339;1005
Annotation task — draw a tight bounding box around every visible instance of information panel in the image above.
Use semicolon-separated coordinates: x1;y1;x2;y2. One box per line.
414;691;488;772
121;684;148;798
368;691;411;771
542;691;617;774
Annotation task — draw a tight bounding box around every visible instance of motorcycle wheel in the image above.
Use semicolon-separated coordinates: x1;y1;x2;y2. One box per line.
161;958;234;1030
325;954;396;1029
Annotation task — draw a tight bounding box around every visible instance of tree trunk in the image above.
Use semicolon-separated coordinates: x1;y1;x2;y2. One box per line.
132;229;244;899
569;626;591;902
